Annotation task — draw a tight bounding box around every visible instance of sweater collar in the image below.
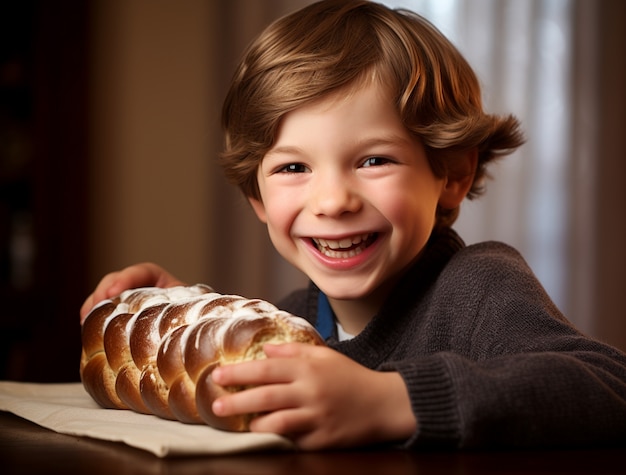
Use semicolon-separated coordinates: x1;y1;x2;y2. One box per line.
311;227;465;365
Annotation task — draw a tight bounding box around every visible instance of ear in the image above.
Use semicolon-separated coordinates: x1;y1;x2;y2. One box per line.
248;196;268;223
438;148;478;209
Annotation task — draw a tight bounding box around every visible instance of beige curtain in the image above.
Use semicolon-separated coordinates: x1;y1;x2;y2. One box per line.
384;0;626;351
388;0;576;311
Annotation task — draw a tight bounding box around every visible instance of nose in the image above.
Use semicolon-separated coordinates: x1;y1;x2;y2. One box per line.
308;172;362;217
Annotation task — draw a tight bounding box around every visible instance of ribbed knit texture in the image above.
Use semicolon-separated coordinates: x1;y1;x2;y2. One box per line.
278;228;626;448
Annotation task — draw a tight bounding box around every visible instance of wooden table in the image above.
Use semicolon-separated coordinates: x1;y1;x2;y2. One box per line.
1;411;624;475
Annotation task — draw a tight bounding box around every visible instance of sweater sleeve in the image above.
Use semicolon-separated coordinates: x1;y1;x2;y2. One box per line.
392;348;626;449
383;242;626;449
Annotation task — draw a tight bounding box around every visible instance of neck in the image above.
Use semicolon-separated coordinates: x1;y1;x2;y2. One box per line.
327;297;376;336
327;279;396;335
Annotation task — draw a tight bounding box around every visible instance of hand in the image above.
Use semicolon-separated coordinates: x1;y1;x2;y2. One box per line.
211;343;417;450
80;262;184;323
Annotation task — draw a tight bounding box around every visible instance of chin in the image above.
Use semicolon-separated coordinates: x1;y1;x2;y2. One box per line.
317;283;376;301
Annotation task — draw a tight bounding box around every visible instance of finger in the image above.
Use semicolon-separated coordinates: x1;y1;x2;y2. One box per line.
79;271;121;321
249;407;316;437
105;264;161;293
212;384;296;418
253;410;348;451
262;342;326;359
212;359;295;387
79;273;122;321
80;263;184;322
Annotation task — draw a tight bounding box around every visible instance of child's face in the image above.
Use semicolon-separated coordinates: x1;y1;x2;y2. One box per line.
249;82;449;306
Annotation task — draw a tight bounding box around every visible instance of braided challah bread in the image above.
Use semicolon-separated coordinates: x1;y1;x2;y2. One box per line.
80;284;324;431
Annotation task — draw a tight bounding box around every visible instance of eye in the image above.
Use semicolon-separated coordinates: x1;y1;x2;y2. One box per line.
276;163;310;173
361;156;391;167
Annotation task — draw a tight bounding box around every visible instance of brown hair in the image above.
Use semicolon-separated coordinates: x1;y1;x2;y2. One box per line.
220;0;525;227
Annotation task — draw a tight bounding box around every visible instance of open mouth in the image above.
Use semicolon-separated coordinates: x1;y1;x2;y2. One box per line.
311;233;378;258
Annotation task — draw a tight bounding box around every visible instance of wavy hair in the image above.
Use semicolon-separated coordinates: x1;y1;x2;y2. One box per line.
220;0;525;226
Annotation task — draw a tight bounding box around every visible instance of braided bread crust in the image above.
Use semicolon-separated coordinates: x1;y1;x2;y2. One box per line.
80;284;324;431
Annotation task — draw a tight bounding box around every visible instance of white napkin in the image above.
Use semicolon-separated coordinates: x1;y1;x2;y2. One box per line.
0;381;294;457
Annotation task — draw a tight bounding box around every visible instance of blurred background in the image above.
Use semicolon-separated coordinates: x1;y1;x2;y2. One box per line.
0;0;624;382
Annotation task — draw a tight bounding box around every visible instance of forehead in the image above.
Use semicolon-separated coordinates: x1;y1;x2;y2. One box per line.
277;76;399;129
280;82;397;126
264;81;417;162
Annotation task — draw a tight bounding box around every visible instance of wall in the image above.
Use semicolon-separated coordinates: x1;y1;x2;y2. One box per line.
89;0;215;289
88;0;313;302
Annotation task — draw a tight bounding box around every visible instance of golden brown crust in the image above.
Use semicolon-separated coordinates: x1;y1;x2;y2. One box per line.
81;352;126;409
80;285;324;431
195;363;244;431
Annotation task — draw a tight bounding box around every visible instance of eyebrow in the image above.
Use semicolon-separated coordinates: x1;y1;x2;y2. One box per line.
355;135;414;149
265;135;414;158
264;145;305;158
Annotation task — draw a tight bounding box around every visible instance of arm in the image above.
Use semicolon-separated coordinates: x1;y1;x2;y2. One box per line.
210;343;416;450
385;243;626;449
390;345;626;449
80;262;184;323
275;243;626;449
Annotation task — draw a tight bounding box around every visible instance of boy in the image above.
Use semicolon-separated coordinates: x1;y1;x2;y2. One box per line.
81;0;626;449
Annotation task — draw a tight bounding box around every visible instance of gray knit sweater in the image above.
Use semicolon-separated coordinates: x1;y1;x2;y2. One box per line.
278;228;626;449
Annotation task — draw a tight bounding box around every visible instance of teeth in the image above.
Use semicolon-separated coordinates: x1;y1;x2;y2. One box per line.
312;233;373;258
319;247;364;258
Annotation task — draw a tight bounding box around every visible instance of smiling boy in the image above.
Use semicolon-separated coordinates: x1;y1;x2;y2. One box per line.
250;82;465;336
81;0;626;450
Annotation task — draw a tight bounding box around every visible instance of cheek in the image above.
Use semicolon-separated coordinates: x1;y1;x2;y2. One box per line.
261;194;300;236
262;197;304;268
380;186;440;234
257;177;294;227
